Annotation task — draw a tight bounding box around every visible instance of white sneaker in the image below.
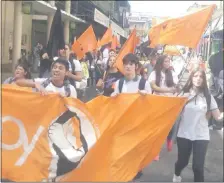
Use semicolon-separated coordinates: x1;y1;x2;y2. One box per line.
173;174;182;182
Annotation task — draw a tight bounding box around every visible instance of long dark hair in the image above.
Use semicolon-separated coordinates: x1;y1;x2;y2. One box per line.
106;55;116;72
182;69;210;95
154;55;174;87
180;69;211;110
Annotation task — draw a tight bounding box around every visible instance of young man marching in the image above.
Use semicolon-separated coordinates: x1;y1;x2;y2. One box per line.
111;53;152;96
16;57;77;98
111;53;152;180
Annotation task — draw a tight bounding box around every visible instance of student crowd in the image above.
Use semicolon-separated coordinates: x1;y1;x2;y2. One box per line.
3;44;223;182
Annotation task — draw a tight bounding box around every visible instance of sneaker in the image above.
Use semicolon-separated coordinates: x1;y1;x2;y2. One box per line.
173;174;182;182
167;139;173;152
154;155;160;161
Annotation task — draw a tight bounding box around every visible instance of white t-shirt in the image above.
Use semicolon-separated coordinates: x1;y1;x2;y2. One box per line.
102;48;109;65
111;76;152;95
148;70;178;96
177;92;218;141
34;78;77;98
69;59;82;72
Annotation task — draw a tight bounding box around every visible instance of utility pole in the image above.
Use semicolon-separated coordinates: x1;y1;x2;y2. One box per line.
207;21;212;61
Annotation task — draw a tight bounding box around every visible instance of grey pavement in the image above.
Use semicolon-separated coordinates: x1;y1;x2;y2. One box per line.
135;130;223;182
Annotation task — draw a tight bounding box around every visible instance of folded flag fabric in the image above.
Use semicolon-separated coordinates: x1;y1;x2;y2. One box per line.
1;86;187;182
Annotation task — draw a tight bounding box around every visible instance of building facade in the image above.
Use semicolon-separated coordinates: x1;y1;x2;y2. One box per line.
187;2;223;60
1;0;130;72
127;12;152;44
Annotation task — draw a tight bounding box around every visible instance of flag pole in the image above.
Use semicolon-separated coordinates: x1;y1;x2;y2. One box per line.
176;49;195;88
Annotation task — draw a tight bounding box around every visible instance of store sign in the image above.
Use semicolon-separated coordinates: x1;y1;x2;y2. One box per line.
94;8;109;27
94;8;127;38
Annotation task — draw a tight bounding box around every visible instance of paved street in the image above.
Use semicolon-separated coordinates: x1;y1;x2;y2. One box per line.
136;130;223;182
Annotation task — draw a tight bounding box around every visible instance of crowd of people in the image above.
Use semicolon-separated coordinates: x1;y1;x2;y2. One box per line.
3;43;224;182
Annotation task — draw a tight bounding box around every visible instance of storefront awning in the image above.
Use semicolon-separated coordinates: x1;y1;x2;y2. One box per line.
28;1;86;23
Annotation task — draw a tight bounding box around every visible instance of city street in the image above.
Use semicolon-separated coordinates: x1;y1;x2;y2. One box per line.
2;71;223;182
137;130;223;182
1;1;223;182
83;86;223;182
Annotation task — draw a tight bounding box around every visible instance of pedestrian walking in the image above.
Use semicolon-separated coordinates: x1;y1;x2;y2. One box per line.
96;55;123;96
3;62;31;84
111;53;152;180
94;50;104;84
16;58;77;98
148;55;179;160
173;69;223;182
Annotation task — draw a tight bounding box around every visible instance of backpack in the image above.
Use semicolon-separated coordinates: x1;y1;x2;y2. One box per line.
41;78;71;97
8;77;15;84
118;77;147;93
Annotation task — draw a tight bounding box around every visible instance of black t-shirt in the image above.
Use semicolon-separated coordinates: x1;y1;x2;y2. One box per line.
39;47;52;77
103;71;123;96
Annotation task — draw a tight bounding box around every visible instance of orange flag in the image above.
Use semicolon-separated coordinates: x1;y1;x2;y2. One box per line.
115;29;137;74
135;36;140;46
111;35;121;50
72;25;97;59
99;26;113;47
149;5;216;48
96;39;101;49
2;86;187;182
72;41;85;60
164;45;181;56
1;86;99;182
151;17;170;27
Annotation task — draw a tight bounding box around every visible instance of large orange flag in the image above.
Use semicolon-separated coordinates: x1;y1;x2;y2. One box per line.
72;41;85;60
2;86;187;182
115;29;137;74
149;5;216;48
151;17;170;27
164;45;181;56
99;26;113;48
111;35;121;50
72;25;97;59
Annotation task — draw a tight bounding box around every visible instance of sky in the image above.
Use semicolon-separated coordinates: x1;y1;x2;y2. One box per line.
129;1;221;17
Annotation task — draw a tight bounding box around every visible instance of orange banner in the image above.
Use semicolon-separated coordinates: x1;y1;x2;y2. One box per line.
149;5;216;48
111;35;121;50
99;26;113;48
115;29;137;74
151;17;170;27
164;45;181;56
2;86;187;182
72;25;97;59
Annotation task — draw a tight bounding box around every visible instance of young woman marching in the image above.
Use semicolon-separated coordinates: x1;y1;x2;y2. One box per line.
4;62;31;84
172;69;223;182
96;55;123;96
148;55;179;160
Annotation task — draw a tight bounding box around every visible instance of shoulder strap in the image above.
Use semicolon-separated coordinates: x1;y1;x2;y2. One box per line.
69;59;76;74
206;94;211;111
8;77;15;84
118;78;125;93
138;77;147;90
64;79;71;97
41;78;51;88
